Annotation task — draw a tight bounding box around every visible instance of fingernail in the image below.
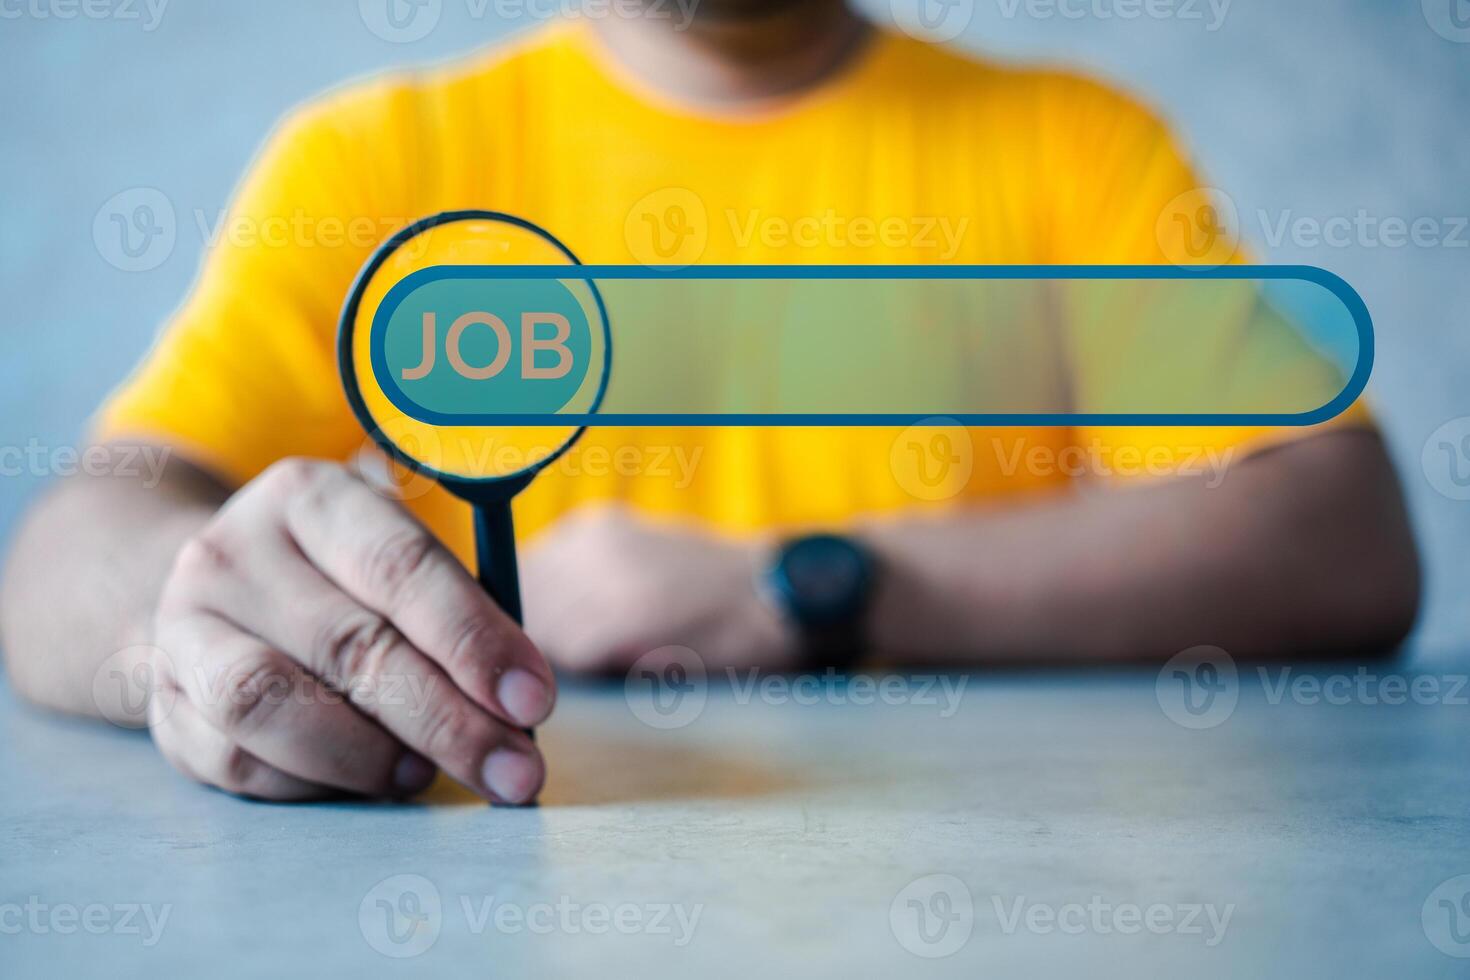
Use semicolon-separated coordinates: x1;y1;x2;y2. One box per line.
481;748;542;805
393;752;436;796
497;668;553;727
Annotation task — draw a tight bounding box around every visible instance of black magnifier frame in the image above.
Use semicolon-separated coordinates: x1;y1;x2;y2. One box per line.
338;209;612;626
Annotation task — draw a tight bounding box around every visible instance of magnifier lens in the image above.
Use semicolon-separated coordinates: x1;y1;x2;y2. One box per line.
346;215;606;483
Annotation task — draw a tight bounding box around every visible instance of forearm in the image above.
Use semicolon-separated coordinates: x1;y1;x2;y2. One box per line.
0;443;228;721
860;429;1420;665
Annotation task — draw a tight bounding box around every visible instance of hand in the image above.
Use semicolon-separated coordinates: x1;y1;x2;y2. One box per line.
147;458;554;804
520;505;798;676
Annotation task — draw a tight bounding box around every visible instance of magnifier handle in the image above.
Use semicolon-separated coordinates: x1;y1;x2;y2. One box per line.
472;501;523;625
472;501;537;751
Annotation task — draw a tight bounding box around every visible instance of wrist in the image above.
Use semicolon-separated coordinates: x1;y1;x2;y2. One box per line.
741;557;803;668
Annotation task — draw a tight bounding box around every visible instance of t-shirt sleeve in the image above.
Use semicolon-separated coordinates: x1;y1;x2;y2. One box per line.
1033;71;1372;481
92;81;418;487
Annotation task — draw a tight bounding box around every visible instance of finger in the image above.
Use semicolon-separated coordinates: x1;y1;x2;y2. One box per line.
149;682;331;802
270;460;554;728
170;527;544;804
164;613;437;799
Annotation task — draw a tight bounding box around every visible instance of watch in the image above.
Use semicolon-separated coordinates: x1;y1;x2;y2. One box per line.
763;533;876;671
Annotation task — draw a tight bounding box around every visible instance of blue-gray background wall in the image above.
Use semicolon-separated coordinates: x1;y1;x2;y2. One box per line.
2;0;1466;659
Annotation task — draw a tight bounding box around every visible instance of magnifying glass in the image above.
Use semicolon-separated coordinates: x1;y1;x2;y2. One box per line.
338;210;611;625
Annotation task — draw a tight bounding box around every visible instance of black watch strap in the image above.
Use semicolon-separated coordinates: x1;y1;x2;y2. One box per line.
796;617;867;673
766;534;876;672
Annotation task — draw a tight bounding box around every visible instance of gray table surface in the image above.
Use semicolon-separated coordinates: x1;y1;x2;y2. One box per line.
3;661;1469;978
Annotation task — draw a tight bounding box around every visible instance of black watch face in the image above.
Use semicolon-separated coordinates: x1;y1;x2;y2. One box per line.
777;535;872;624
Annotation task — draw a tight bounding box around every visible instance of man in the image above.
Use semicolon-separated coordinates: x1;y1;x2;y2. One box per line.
0;0;1419;805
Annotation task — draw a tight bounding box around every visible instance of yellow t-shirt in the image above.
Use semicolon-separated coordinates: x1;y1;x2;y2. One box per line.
95;22;1364;565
